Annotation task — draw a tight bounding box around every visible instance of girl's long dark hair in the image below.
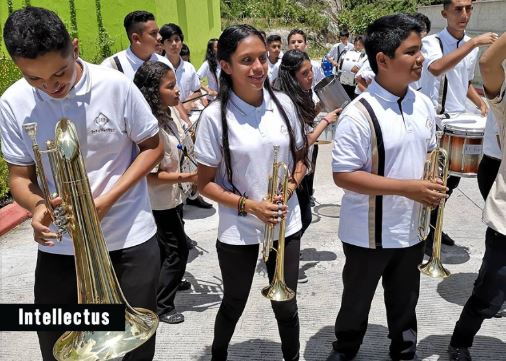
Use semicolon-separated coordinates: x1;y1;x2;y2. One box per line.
275;49;317;127
217;24;299;194
133;60;173;127
205;38;219;86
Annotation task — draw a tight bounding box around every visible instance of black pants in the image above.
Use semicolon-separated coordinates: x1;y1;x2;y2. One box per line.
333;242;425;360
450;228;506;348
212;232;301;361
429;175;461;238
477;154;501;200
342;84;357;100
153;204;189;315
34;235;160;361
296;176;312;237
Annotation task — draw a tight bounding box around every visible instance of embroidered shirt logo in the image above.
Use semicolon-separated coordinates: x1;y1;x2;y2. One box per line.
280;124;288;135
91;113;115;134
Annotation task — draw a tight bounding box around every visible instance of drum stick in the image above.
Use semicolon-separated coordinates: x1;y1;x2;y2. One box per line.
182;90;209;104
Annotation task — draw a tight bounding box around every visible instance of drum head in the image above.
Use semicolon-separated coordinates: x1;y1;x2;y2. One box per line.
442;113;485;136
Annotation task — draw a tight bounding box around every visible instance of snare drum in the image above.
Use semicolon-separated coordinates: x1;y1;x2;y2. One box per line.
338;50;364;86
440;113;486;177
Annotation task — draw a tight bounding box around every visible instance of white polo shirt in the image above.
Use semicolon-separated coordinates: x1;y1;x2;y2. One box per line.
420;28;479;113
355;59;375;95
326;42;354;64
483;111;502;159
101;46;173;81
172;57;201;102
194;90;304;245
0;60;158;255
197;60;221;94
268;58;281;83
483;77;506;234
332;80;436;249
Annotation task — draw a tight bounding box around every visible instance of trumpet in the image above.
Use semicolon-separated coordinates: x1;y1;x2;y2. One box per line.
24;119;158;361
418;131;451;279
261;145;295;302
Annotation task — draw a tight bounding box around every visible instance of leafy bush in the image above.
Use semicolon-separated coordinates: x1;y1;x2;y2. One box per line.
0;155;8;201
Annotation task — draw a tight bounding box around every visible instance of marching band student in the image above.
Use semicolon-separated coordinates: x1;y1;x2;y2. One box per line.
159;23;202;113
197;38;220;103
274;49;341;236
328;14;447;361
448;31;506;361
181;43;191;62
134;61;195;325
287;29;325;88
267;34;283;82
326;29;354;74
194;24;307;361
419;0;497;249
102;10;172;79
477;111;502;200
0;7;162;360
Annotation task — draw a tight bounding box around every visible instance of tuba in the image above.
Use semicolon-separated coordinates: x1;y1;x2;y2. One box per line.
418;131;451;278
261;145;295;302
24;119;158;361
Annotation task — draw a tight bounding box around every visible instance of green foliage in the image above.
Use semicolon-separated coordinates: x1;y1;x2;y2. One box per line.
68;0;79;39
0;56;21;96
23;0;31;6
221;0;328;32
0;155;8;201
93;0;114;63
337;0;420;34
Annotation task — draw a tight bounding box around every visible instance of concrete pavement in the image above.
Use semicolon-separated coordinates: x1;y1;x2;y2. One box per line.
1;144;505;360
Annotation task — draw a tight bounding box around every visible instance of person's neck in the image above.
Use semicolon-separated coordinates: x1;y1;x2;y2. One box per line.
447;26;465;41
375;74;408;98
168;54;181;68
234;87;263;107
130;46;151;62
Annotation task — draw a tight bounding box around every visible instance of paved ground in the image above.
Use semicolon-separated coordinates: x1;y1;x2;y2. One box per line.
1;144;505;361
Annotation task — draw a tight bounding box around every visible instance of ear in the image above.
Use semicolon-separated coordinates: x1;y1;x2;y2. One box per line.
131;32;140;44
376;52;388;72
220;59;232;75
441;9;447;19
72;39;80;59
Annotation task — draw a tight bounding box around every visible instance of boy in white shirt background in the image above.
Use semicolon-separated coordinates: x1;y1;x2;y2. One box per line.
326;29;354;74
1;7;163;360
328;13;447;361
419;0;497;250
267;34;283;82
101;10;172;80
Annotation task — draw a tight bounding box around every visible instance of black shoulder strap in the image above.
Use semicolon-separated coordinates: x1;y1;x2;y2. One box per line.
435;37;448;115
355;98;385;249
113;56;124;74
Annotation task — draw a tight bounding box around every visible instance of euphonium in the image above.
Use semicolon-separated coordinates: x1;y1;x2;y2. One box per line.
261;145;295;302
23;119;158;361
418;131;451;279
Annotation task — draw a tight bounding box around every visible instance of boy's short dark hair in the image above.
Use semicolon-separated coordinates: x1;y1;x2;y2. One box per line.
339;30;350;38
3;6;72;59
412;12;431;34
266;34;282;44
180;43;190;57
287;29;306;43
124;10;155;40
159;23;184;43
365;13;422;74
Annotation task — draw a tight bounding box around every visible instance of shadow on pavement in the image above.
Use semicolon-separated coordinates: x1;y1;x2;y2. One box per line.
313;203;340;219
417;333;506;360
176;272;223;313
183;205;217;220
196;338;283;361
441;243;471;265
304;324;391;361
437;272;477;306
300;248;337;262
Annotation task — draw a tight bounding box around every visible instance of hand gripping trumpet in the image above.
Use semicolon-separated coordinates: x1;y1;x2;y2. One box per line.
24;119;158;361
261;145;295;302
418;131;451;279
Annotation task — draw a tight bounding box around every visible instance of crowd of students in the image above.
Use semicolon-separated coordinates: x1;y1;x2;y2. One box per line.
0;1;505;361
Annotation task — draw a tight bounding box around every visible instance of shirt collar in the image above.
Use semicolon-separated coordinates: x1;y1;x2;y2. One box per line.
368;80;415;104
126;46;151;65
36;58;91;102
229;89;274;116
440;28;467;46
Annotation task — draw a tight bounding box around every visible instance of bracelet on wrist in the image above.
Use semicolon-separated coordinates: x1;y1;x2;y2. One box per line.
322;118;330;126
238;195;248;216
